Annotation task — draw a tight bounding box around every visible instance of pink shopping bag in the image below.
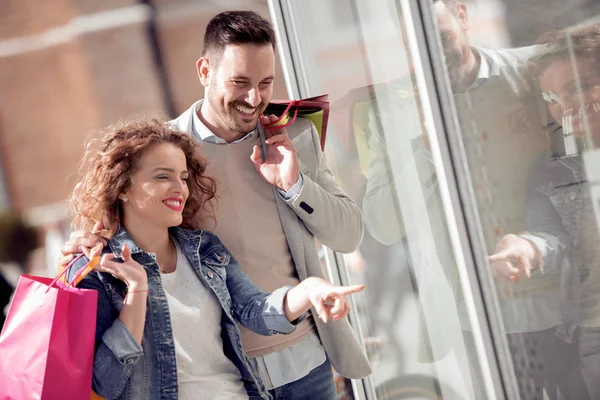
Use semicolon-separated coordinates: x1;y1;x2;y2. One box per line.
0;260;98;400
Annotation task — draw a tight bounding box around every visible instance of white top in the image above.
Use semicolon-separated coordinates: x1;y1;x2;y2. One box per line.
160;241;247;400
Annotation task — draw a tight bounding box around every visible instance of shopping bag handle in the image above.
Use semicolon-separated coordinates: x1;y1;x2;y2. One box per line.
261;100;300;129
46;253;91;293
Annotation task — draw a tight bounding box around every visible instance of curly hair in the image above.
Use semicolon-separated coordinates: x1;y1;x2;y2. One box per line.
70;118;216;237
527;24;600;80
511;24;600;137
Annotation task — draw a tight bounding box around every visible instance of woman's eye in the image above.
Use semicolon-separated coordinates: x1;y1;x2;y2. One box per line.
155;175;168;180
181;176;189;182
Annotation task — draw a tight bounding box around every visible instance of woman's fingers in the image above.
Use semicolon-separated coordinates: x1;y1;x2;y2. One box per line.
329;297;345;316
121;244;132;262
488;251;511;264
94;265;121;281
516;255;533;278
334;303;351;321
80;245;91;259
312;296;329;323
58;253;75;267
100;253;118;270
91;221;104;234
499;261;520;281
61;230;106;257
333;284;365;296
90;243;103;259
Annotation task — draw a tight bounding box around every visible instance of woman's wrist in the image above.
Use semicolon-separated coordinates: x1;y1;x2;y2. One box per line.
127;282;149;292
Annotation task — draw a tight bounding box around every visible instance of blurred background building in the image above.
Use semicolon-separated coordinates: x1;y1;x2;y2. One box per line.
1;0;591;238
0;0;290;273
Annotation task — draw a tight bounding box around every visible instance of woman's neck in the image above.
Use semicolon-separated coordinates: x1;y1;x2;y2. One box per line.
121;218;176;273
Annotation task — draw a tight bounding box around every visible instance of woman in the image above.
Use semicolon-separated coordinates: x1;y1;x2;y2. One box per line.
67;118;364;400
490;24;600;399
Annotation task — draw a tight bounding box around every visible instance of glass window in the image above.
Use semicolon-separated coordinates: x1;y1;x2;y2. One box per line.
270;0;500;398
272;0;600;398
429;1;600;399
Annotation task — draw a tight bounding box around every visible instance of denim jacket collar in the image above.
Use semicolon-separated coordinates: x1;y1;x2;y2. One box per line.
107;226;202;259
100;226;271;399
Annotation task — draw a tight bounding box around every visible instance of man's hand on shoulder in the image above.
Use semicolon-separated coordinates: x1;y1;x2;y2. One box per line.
59;221;107;267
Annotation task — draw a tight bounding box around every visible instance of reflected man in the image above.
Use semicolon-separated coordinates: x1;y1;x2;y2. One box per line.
362;1;558;399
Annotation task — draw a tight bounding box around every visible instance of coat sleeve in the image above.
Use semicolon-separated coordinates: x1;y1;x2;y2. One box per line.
283;119;365;253
207;235;305;335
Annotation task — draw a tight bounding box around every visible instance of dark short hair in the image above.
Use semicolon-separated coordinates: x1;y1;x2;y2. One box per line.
202;11;276;63
434;0;459;14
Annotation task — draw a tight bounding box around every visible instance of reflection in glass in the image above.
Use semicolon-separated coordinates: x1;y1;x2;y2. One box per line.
271;0;600;398
445;1;600;398
280;0;489;398
490;24;600;399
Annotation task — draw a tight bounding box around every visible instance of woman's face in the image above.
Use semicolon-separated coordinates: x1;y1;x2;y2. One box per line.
121;143;190;231
539;56;600;145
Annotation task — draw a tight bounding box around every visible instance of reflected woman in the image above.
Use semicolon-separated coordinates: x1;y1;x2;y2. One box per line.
67;119;364;400
490;24;600;399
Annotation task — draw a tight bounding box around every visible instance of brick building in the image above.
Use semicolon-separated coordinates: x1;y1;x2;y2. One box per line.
0;0;288;222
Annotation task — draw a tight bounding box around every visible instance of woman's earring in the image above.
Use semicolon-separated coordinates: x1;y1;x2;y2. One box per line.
121;197;128;202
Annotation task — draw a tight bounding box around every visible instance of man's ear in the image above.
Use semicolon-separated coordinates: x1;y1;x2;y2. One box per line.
196;57;211;87
456;3;469;31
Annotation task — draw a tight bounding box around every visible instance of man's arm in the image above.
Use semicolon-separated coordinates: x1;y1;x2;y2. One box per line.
282;120;365;253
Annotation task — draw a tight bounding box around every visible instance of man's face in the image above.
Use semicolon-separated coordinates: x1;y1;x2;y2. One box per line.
199;43;275;137
434;2;472;90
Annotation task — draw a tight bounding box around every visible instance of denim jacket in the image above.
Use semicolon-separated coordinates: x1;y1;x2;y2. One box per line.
525;155;597;341
68;227;303;400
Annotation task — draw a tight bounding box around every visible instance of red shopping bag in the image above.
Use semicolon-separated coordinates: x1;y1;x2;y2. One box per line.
0;258;98;400
262;95;330;151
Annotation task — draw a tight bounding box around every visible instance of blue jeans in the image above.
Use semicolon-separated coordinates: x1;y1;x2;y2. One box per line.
247;358;337;400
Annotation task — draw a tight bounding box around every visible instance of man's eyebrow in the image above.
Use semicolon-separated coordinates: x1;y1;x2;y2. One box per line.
230;75;275;81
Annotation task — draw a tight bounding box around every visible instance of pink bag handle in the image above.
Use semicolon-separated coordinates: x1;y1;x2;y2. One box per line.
261;100;300;129
45;253;89;293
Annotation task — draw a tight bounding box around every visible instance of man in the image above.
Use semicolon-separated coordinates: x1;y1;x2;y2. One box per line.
361;1;561;398
61;10;370;400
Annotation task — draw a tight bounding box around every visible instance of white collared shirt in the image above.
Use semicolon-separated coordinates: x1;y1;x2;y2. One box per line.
191;102;303;199
467;47;493;91
192;103;258;143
